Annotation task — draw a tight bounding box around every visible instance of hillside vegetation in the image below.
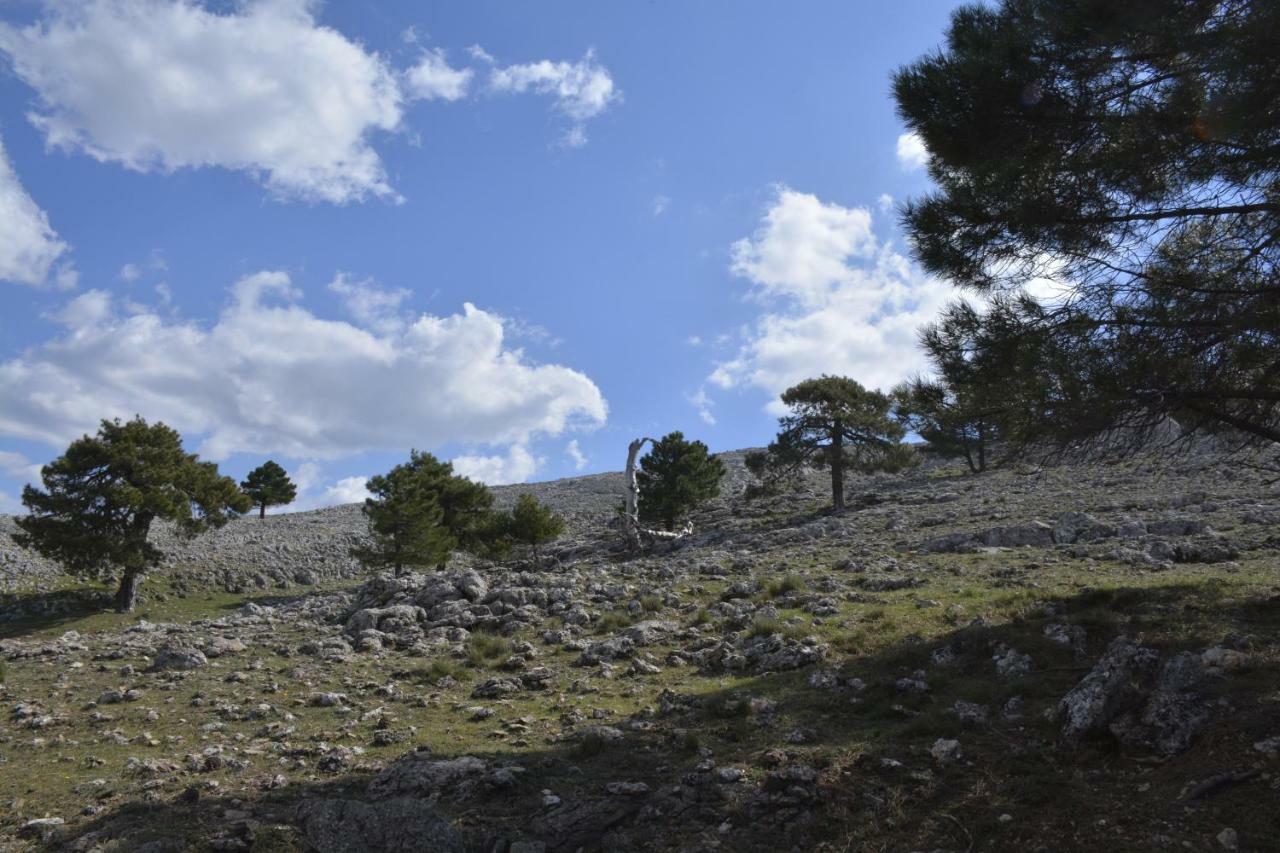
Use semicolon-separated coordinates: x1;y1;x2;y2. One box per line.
2;446;1278;851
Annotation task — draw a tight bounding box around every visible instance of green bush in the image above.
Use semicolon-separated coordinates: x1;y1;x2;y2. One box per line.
466;633;509;667
594;610;634;634
764;574;806;599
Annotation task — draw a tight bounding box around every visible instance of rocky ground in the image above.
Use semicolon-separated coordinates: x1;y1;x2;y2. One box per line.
1;447;1279;851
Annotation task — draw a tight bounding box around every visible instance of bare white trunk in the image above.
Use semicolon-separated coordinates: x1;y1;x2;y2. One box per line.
624;437;653;551
623;437;694;551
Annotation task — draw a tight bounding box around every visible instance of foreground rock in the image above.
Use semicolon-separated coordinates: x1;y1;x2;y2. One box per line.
296;797;463;853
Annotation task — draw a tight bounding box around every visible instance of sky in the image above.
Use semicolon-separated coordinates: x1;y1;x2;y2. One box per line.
0;0;964;513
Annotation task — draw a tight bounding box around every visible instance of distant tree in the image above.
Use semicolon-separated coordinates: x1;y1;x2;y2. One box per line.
747;376;916;510
12;417;250;612
636;431;726;530
505;493;565;566
893;301;1005;472
894;0;1280;453
240;460;297;519
353;451;455;576
353;450;503;574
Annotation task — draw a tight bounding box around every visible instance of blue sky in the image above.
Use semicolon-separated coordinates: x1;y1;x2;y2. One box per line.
0;0;961;511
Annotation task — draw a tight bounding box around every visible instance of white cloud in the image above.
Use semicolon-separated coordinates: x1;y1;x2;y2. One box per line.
709;187;953;407
322;475;370;505
327;272;410;335
688;388;716;426
559;125;589;149
404;48;473;102
0;134;75;288
729;187;877;307
652;194;670;216
452;443;538;485
896;132;928;171
488;48;618;146
467;44;495;64
0;271;608;464
282;462;370;511
877;193;895;213
565;439;586;471
0;0;404;204
0;450;44;485
118;263;140;282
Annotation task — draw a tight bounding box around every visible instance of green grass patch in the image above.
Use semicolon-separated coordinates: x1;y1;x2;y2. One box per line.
466;633;510;667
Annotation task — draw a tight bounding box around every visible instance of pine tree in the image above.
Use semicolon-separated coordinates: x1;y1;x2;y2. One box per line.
353;451;455;576
747;376;916;510
12;417;250;612
894;0;1280;451
893;301;1005;472
636;431;726;530
240;460;298;518
353;450;503;575
505;493;565;566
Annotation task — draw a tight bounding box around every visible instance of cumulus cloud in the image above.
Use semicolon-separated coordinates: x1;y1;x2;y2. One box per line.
327;272;410;335
0;450;43;485
0;134;75;288
453;443;538;485
321;475;370;505
488;48;618;145
0;271;608;464
729;187;878;308
709;187;952;407
404;48;473;102
896;132;928;171
0;0;405;204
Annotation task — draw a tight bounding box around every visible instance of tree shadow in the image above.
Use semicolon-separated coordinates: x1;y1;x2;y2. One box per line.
0;586;113;639
46;582;1280;852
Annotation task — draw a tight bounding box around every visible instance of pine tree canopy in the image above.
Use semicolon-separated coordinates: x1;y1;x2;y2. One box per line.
893;302;1006;473
11;417;250;611
353;449;502;574
747;376;916;509
240;460;298;518
505;493;565;564
636;431;726;530
894;0;1280;451
353;451;455;575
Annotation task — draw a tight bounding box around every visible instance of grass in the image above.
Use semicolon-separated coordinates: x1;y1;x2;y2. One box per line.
1;461;1278;853
639;594;663;613
466;633;510;667
594;610;634;634
746;615;806;640
763;574;806;599
415;658;468;683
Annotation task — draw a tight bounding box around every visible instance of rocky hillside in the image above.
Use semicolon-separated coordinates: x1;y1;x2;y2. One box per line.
1;446;1278;851
0;451;762;598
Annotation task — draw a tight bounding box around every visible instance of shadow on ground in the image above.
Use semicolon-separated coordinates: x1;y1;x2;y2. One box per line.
45;581;1280;852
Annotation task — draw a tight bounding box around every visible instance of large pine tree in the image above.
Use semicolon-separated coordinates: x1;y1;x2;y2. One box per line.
747;376;916;510
13;417;250;611
894;0;1280;452
240;460;297;518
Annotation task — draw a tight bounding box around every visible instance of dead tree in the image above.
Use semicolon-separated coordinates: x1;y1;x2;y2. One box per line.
623;437;693;552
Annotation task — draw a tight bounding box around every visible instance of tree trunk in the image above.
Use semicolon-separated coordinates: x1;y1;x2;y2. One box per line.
259;503;267;520
115;569;141;613
624;437;654;551
830;425;845;510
